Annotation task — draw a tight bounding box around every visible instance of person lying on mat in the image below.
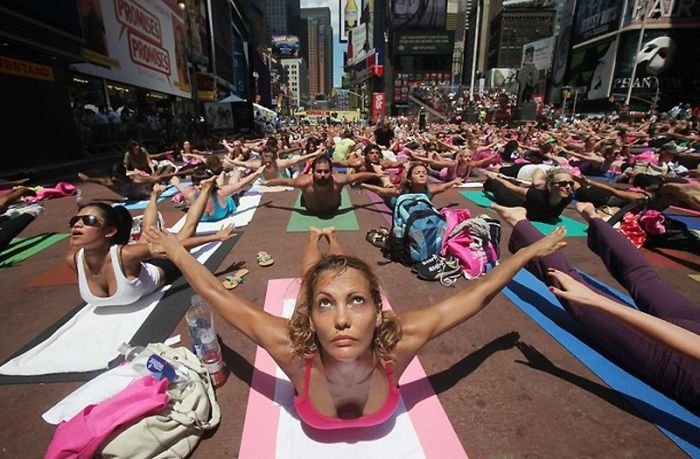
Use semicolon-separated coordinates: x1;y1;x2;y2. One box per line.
407;148;497;183
66;179;234;308
146;225;565;429
482;167;574;222
78;164;187;201
493;202;700;410
170;167;263;222
263;156;383;216
225;149;321;182
361;163;462;208
332;144;401;188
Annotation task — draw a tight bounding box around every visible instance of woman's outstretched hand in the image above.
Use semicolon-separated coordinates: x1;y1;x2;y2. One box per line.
216;224;236;241
547;268;601;306
143;226;181;258
526;226;567;258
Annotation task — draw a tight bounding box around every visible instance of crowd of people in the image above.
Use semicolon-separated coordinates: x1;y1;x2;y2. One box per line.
2;100;700;434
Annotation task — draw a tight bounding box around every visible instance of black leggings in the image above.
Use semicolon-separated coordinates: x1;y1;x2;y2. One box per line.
0;214;35;253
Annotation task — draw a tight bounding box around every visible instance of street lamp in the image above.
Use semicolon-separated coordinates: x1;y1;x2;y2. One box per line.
177;1;199;130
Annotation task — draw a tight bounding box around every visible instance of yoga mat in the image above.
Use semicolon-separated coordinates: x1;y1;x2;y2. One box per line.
689;274;700;283
364;190;393;226
459;191;588;237
502;268;700;457
666;214;700;231
286;188;360;232
239;279;467;458
169;192;263;234
0;235;239;384
0;233;69;269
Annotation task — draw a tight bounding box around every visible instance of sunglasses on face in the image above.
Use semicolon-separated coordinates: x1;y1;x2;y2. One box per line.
553;180;575;188
69;214;101;228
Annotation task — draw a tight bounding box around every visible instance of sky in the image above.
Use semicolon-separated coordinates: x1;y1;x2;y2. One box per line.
299;0;346;87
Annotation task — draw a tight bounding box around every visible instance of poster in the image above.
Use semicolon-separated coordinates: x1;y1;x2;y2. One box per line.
339;0;363;43
521;37;554;71
565;39;616;101
371;92;385;124
72;0;191;98
390;0;446;29
572;0;623;44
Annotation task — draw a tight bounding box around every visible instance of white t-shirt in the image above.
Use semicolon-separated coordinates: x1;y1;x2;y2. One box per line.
517;164;553;182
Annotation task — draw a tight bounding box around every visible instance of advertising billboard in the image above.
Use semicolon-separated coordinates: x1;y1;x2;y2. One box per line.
550;0;577;102
565;39;616;101
391;0;446;29
521;37;554;71
572;0;623;44
339;0;363;43
271;35;300;58
394;31;454;55
71;0;191;98
612;29;700;107
371;92;385;124
622;0;700;27
346;0;374;66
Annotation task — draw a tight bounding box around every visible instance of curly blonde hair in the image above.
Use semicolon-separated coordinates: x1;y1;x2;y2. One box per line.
288;255;402;360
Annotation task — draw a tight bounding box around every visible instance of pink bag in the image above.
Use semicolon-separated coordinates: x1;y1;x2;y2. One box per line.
24;182;77;203
440;208;488;279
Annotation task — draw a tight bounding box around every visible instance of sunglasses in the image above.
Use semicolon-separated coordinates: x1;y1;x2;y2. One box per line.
553;180;575;188
69;215;101;228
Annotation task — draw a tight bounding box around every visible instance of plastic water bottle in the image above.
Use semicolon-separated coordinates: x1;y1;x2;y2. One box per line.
186;295;228;387
117;343;191;393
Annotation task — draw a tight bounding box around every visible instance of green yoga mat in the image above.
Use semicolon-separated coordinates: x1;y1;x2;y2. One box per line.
286;188;359;232
459;190;588;237
0;233;70;268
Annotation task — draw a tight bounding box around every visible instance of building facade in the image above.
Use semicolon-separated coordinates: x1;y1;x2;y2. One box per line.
487;6;556;69
281;57;309;109
301;8;334;97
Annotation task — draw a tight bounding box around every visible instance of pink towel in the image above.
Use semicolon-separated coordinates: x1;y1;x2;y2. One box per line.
45;376;168;459
25;182;76;203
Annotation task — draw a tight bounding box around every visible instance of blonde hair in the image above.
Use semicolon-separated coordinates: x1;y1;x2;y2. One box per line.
288;255;402;360
545;167;571;187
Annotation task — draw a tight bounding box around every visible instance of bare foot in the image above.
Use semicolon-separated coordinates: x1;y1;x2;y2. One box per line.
322;226;336;239
77;172;89;181
309;226;323;241
491;204;527;227
575;202;598;223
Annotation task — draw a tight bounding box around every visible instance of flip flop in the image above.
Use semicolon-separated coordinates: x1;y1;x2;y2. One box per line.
222;269;249;289
257;251;274;267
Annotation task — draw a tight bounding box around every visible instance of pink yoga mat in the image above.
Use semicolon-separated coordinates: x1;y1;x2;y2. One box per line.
239;278;467;458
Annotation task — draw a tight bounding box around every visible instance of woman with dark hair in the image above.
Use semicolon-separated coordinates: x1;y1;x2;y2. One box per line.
170;166;264;223
361;163;462;208
145;224;565;428
65;179;233;307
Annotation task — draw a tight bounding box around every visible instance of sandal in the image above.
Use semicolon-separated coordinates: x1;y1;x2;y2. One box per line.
366;229;388;248
223;269;249;289
257;251;274;267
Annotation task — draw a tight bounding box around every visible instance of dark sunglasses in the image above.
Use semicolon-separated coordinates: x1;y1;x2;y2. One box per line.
553;180;575;188
69;215;101;228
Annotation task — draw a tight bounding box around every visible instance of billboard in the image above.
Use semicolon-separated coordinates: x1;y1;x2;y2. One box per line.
346;0;374;66
271;35;300;57
622;0;700;27
522;37;554;71
391;0;446;29
572;0;623;44
394;31;454;55
565;39;616;101
71;0;191;98
612;29;700;106
339;0;363;43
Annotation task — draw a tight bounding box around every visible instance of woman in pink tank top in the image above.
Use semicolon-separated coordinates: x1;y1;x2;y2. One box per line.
152;224;567;430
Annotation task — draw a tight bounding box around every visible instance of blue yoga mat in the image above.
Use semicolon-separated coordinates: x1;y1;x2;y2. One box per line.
115;184;189;210
502;268;700;457
666;214;700;231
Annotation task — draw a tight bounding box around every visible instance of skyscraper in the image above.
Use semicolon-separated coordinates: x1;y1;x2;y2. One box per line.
267;0;301;39
301;7;334;97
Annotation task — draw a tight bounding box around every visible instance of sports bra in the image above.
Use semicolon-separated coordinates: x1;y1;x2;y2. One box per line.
293;358;401;430
76;245;162;307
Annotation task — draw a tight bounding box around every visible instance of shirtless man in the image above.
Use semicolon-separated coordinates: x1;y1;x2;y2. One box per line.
263;156;382;215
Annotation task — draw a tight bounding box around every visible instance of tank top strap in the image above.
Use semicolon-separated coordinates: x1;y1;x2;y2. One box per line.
384;360;397;388
303;357;313;396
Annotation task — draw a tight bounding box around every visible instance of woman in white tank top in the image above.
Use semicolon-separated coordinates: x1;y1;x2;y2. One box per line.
66;177;234;308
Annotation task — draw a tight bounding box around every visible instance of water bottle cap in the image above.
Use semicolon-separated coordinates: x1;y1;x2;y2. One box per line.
117;342;131;355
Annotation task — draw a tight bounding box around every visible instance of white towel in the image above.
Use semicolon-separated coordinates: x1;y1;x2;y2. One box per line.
168;193;262;234
0;242;219;376
454;182;484;188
